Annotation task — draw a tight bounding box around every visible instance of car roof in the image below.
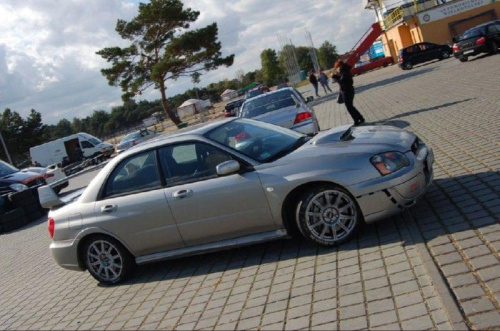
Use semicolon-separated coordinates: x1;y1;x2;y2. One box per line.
463;20;498;33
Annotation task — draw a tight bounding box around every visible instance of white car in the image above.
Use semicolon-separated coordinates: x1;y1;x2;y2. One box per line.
24;164;68;194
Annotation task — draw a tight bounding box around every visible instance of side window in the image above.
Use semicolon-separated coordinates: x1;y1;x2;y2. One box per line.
487;24;498;33
104;151;160;198
158;142;234;187
81;140;94;149
495;24;500;32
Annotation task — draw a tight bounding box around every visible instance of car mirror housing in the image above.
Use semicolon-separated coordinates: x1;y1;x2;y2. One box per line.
306;96;314;103
216;160;240;176
38;185;64;209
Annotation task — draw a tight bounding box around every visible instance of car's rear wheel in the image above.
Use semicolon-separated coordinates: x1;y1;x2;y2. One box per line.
403;62;413;70
82;235;135;285
296;184;361;246
459;56;468;62
440;51;450;60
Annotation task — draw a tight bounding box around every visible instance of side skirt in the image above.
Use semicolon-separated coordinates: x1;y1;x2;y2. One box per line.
136;229;289;265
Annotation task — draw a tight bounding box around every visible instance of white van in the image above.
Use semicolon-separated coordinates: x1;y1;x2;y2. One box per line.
29;133;114;167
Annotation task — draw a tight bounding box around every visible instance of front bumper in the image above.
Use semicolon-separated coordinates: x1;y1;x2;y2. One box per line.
50;239;85;271
354;147;434;224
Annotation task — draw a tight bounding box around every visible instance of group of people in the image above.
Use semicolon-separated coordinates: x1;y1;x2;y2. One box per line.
308;60;365;126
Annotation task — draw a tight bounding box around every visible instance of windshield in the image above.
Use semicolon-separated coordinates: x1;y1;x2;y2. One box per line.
459;27;485;40
241;90;297;118
205;119;306;162
246;89;261;99
88;137;102;145
0;161;19;177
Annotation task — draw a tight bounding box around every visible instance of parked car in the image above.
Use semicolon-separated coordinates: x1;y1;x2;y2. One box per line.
116;129;157;153
224;99;244;117
351;56;393;76
239;87;320;135
23;164;68;194
245;85;270;100
453;20;500;62
398;42;452;70
40;118;434;284
0;160;45;196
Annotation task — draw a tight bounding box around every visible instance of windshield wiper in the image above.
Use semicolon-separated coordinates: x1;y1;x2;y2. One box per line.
264;136;310;162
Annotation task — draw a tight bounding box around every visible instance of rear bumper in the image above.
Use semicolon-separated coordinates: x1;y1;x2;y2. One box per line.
290;120;319;135
453;44;488;58
50;239;85;271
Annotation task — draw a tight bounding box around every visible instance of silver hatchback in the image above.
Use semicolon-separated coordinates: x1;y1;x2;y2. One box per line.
239;87;320;135
40;118;433;285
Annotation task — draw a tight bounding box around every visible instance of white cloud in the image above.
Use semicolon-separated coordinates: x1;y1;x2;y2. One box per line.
0;0;375;124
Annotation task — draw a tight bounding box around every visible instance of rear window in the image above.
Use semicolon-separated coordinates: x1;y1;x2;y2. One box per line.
241;90;297;118
459;27;486;41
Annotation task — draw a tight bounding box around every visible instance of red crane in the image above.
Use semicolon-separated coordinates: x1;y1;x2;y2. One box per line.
344;23;384;68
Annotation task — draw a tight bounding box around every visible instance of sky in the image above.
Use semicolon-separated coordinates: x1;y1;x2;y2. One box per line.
0;0;378;125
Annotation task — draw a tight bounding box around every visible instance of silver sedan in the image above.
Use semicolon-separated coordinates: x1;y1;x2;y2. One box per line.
239;87;320;135
40;118;434;284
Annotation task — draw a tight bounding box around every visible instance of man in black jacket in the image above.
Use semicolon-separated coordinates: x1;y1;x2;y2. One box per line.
309;71;319;97
332;60;365;126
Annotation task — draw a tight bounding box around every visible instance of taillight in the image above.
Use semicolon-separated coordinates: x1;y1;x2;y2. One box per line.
44;173;54;179
475;37;486;45
452;44;459;52
294;112;312;124
48;217;55;238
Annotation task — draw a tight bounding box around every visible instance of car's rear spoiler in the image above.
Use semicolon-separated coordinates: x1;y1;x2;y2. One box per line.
38;185;65;210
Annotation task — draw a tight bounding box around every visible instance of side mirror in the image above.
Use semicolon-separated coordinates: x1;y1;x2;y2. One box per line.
38;185;64;209
216;160;240;176
306;96;314;103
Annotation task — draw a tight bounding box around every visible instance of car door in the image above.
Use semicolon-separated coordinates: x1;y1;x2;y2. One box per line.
94;150;185;256
423;43;439;61
159;141;276;246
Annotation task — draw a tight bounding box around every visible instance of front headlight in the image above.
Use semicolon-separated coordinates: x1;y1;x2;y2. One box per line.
10;183;29;192
371;152;409;176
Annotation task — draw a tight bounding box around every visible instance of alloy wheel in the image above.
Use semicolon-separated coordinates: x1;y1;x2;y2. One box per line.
304;190;357;243
87;240;124;282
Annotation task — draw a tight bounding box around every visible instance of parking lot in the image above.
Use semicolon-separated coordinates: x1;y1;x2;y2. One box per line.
0;54;499;330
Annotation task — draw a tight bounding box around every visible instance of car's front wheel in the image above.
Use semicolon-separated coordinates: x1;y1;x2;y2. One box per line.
403;62;413;70
82;235;135;285
296;185;361;246
440;51;450;60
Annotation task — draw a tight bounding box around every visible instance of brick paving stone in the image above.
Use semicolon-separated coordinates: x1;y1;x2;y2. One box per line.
469;255;499;270
367;298;395;314
453;284;486;302
368;310;398;328
401;315;433;331
461;298;496;316
340;316;367;330
398;303;429;321
468;310;500;330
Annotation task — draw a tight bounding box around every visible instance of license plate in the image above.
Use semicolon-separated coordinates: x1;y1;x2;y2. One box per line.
464;50;474;55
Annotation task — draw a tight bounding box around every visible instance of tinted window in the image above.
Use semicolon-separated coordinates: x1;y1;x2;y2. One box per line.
460;27;485;40
241;90;297;118
104;151;160;197
158;142;233;186
487;24;498;33
81;140;94;148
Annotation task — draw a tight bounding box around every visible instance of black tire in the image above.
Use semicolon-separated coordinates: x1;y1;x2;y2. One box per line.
490;41;498;55
26;211;43;222
0;209;27;232
81;235;136;285
295;184;361;247
8;190;35;204
439;51;450;60
403;62;413;70
459;56;468;62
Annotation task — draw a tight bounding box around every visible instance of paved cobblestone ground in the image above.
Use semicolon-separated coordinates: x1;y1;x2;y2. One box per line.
0;54;498;330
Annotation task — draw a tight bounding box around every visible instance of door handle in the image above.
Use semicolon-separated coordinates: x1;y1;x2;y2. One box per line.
172;189;193;200
101;205;117;213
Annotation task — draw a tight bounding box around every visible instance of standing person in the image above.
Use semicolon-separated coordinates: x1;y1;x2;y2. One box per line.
318;69;333;94
309;71;319;97
332;60;365;126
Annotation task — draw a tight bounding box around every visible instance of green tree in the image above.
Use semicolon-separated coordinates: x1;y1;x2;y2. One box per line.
96;0;234;126
260;49;283;86
318;41;339;70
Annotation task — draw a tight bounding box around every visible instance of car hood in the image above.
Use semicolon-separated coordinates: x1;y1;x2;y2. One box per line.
0;171;42;184
283;124;416;161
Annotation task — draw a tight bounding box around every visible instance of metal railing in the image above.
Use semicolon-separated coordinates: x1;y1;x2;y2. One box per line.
382;0;440;29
